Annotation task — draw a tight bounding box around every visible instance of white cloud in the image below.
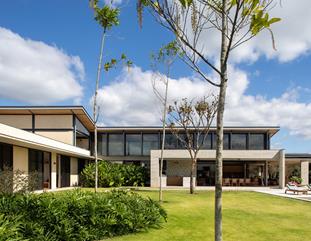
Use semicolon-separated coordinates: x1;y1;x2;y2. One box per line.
95;66;216;126
187;0;311;63
0;27;84;104
246;0;311;62
94;66;311;139
104;0;123;7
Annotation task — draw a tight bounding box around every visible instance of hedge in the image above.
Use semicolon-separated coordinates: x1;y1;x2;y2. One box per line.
0;189;166;241
80;161;147;187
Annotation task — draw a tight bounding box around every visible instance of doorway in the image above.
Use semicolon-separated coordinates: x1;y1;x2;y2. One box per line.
197;161;215;186
57;155;71;188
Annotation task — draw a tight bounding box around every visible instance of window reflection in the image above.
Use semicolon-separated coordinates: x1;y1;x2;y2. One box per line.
108;134;124;156
126;134;141;156
231;133;247;150
249;134;265;150
143;134;159;156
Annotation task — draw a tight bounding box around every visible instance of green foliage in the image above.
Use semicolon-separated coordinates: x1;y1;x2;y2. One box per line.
104;54;133;72
151;40;180;66
289;176;303;184
0;214;22;241
0;167;40;194
90;0;120;30
0;189;166;241
81;161;147;187
179;0;193;8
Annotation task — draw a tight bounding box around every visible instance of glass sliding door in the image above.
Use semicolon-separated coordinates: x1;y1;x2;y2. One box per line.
59;155;70;188
29;149;51;190
197;161;215;186
0;143;13;171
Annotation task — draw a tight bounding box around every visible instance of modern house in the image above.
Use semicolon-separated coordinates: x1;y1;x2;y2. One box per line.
0;106;310;190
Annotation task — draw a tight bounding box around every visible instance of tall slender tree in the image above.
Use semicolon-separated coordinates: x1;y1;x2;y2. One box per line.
137;1;280;240
90;0;120;192
151;41;179;201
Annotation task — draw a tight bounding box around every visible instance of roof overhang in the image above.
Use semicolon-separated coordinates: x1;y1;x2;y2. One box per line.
0;123;93;159
0;106;95;131
285;153;311;159
97;126;280;137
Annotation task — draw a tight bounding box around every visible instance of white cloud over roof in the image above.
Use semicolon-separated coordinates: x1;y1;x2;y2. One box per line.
95;66;311;139
0;27;84;104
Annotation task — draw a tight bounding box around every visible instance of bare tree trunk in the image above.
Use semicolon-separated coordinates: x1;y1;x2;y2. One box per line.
215;1;228;241
190;156;197;194
93;31;106;193
159;76;169;202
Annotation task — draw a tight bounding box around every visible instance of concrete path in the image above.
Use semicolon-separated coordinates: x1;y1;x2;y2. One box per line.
255;188;311;202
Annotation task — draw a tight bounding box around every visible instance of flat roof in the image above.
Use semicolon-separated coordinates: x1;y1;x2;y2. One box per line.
0;123;92;159
285;153;311;159
0;106;280;136
97;126;280;137
0;106;94;131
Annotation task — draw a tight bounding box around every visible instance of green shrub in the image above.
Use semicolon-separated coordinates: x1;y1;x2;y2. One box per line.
0;214;22;241
289;176;303;184
80;161;146;187
0;166;40;194
0;189;166;241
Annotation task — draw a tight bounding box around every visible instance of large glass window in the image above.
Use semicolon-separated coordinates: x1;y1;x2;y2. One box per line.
143;134;159;156
108;134;124;156
231;133;247;150
197;133;212;149
249;133;265;150
76;117;89;136
0;143;12;170
126;134;142;156
98;134;107;155
176;133;194;149
163;134;178;149
29;149;51;190
213;133;230;149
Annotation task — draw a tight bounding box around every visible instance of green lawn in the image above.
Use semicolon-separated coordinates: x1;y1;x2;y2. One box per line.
107;190;311;241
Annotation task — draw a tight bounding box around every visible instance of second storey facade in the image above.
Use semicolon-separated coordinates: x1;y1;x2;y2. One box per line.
0;106;310;190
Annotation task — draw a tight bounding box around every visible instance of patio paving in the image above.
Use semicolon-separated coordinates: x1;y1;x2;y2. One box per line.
255;188;311;202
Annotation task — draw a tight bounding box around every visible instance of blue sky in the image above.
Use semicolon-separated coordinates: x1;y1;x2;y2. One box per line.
0;0;311;153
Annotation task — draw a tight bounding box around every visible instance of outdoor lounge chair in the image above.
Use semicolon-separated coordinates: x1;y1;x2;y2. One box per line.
223;178;230;186
238;178;245;186
285;184;308;195
231;178;238;186
245;178;251;186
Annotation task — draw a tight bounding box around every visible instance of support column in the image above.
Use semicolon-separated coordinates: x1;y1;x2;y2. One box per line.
70;157;78;186
278;149;285;188
301;161;309;185
51;152;57;189
150;150;160;187
13;146;28;174
13;146;28;192
265;161;268;186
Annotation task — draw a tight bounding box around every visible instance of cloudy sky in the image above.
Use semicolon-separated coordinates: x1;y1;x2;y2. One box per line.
0;0;311;152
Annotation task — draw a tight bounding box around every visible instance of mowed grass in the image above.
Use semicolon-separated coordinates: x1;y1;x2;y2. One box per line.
107;190;311;241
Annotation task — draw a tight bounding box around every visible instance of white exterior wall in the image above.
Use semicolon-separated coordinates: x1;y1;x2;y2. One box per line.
13;146;28;191
301;161;309;185
278;150;285;188
13;146;28;174
150;149;283;188
70;157;78;186
51;152;57;189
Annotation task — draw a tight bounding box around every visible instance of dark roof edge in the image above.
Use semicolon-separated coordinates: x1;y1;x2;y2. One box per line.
0;105;94;124
286;153;311;159
97;125;280;129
